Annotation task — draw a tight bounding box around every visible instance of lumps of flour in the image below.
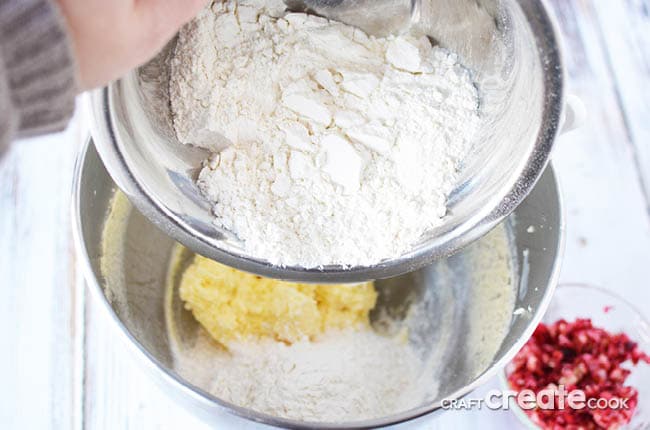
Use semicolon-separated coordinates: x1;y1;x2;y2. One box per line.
170;1;481;267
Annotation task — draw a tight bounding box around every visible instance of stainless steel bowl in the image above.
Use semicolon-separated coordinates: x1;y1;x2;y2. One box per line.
87;0;564;282
73;140;564;428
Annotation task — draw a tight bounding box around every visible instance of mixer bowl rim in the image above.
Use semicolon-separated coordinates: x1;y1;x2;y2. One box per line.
87;0;566;283
71;137;565;429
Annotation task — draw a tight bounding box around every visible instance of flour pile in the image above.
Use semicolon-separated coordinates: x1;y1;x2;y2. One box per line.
175;328;425;422
170;0;481;267
166;226;518;423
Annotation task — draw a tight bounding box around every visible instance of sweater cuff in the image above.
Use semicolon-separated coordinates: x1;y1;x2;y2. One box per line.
0;0;77;138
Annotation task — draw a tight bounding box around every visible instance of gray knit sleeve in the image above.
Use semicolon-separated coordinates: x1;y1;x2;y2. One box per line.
0;0;77;156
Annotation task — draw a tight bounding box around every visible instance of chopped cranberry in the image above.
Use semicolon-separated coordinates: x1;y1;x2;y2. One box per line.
506;319;650;429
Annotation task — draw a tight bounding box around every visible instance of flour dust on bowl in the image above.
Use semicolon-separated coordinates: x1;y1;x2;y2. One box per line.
73;141;564;427
88;0;564;282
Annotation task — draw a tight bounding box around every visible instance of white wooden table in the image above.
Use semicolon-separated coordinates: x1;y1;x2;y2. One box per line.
1;1;649;428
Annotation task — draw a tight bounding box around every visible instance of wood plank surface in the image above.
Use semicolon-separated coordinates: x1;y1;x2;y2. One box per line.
548;0;650;305
590;0;650;206
0;121;85;430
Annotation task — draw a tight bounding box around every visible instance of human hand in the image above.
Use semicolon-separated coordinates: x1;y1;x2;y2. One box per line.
56;0;208;90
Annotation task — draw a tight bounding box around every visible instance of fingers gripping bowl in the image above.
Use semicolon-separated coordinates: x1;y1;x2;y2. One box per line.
87;0;564;282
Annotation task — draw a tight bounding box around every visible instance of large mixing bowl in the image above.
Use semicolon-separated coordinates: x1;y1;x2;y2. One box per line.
73;140;564;428
87;0;564;282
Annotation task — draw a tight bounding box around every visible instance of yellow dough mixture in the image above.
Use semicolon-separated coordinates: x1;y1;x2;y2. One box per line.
179;255;377;346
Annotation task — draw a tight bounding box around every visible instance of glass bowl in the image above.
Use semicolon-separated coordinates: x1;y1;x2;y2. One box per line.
501;284;650;429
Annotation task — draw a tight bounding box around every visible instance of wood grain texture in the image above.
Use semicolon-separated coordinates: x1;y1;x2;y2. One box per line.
0;119;85;430
590;0;650;208
548;0;650;305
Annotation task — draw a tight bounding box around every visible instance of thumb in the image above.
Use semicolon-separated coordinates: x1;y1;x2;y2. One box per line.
136;0;209;43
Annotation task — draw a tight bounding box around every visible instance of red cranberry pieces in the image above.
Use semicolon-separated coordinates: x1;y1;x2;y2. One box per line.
506;318;650;429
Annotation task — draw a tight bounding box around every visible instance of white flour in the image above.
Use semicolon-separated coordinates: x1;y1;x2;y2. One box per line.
174;328;426;422
170;0;481;267
165;226;516;423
